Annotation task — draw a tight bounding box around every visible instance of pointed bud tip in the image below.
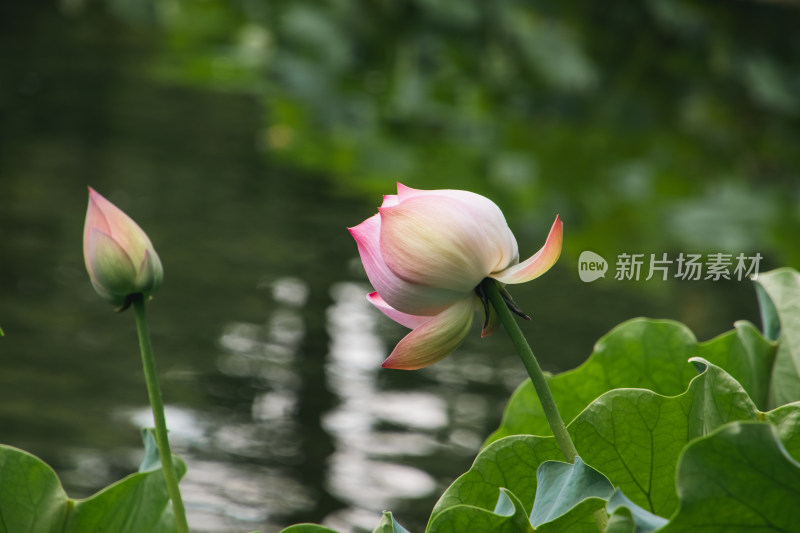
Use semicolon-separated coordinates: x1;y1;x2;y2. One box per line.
381;357;412;370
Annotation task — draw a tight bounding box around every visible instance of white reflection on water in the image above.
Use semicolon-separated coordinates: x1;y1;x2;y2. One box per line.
327;452;437;508
120;405;313;530
370;392;447;430
181;460;313;532
323;282;441;521
268;276;311;308
120;276;317;531
124;405;209;447
252;390;297;422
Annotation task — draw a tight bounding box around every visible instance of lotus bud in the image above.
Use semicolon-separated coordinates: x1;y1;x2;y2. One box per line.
83;187;163;310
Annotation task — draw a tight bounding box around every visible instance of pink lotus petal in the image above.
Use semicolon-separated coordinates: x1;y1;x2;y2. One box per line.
490;215;563;284
85;228;137;302
395;182;416;198
381;194;400;208
381;297;475;370
86;187;151;264
349;214;465;315
134;249;163;292
83;188;112;261
379;195;517;293
367;292;430;329
395;183;519;271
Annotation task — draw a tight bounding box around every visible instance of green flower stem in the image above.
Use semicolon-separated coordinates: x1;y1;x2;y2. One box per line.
483;279;578;463
484;280;607;531
132;294;190;533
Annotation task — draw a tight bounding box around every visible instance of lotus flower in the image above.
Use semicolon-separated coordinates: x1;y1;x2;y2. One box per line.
83;187;163;309
349;183;562;369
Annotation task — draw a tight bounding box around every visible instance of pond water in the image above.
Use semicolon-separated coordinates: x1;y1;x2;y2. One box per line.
0;3;792;533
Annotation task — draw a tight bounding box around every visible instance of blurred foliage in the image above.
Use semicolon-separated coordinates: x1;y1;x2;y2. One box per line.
89;0;800;264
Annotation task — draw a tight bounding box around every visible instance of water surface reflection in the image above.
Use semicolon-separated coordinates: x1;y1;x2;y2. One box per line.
324;282;440;529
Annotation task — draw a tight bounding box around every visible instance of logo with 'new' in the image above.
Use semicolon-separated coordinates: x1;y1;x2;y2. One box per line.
578;251;608;282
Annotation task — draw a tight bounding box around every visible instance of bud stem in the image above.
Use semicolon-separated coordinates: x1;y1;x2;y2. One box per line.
132;294;190;533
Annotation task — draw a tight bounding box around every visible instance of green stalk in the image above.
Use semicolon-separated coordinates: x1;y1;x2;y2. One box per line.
484;279;608;531
483;279;577;462
132;294;190;533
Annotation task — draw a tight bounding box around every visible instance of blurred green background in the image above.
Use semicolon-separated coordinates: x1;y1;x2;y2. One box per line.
1;0;798;532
